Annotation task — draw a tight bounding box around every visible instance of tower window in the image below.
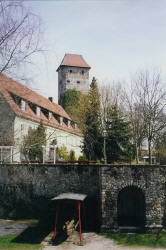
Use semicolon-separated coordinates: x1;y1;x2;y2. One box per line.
67;80;70;83
70;70;72;73
77;81;80;84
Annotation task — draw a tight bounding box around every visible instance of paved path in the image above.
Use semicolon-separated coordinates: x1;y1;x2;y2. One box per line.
0;219;32;237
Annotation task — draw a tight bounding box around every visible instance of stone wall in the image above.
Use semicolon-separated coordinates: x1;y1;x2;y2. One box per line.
0;164;100;230
58;66;89;103
100;165;166;232
0;164;166;232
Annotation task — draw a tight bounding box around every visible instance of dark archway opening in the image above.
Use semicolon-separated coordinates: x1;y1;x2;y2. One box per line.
117;186;145;228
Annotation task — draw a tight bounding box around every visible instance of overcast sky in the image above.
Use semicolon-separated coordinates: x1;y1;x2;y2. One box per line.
26;0;166;103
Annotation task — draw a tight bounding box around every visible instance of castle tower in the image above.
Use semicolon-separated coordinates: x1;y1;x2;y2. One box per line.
57;54;91;104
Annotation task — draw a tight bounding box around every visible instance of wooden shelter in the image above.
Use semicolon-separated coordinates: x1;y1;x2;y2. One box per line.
52;193;87;242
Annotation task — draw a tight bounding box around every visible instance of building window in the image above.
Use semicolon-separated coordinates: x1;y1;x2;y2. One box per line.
60;117;63;125
77;81;80;84
67;80;70;83
49;112;52;121
21;100;26;111
82;70;84;74
36;106;41;117
70;70;72;73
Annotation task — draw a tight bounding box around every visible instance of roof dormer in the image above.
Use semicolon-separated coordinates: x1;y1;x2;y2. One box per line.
60;117;63;126
49;112;52;121
36;106;41;117
21;99;26;111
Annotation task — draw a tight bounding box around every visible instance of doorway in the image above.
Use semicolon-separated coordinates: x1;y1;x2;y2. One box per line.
117;186;145;228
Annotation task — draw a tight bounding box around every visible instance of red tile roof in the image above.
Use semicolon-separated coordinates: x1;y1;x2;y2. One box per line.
57;54;91;71
0;74;83;136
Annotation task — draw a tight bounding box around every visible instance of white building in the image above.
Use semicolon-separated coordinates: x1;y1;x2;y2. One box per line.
0;74;83;163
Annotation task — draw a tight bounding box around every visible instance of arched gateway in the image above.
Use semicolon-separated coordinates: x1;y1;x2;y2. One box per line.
117;186;145;228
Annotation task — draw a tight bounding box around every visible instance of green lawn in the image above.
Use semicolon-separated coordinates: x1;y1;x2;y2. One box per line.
102;232;166;248
0;234;43;249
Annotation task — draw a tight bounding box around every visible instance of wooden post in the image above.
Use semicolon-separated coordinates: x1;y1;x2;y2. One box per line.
78;202;82;242
63;200;65;225
53;201;59;240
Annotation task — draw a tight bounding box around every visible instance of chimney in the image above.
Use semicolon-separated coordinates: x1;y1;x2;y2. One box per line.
48;97;53;102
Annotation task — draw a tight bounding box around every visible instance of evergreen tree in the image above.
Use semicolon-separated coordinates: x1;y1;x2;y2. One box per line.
23;120;46;161
60;89;79;118
83;77;102;160
60;88;88;132
106;104;133;161
69;149;76;161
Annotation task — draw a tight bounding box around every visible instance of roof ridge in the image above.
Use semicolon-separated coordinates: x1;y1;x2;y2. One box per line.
65;53;82;56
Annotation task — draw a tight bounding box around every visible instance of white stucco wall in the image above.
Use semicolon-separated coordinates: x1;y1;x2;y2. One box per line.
13;116;83;162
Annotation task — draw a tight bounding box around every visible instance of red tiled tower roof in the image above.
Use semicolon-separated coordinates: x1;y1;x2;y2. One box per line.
57;54;91;71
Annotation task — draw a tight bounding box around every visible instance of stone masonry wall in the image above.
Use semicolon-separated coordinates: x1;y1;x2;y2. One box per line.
58;66;89;103
0;164;100;230
100;165;166;232
0;164;166;232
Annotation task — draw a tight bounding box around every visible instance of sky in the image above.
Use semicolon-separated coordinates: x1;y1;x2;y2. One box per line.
25;0;166;104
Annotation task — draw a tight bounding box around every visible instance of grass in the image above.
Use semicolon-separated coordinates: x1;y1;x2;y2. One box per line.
0;234;43;249
0;219;39;224
101;232;166;248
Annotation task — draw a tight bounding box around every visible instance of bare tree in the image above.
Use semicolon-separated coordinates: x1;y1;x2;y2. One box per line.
0;1;45;80
132;69;166;164
99;81;124;130
124;81;145;164
99;81;134;162
0;1;48;148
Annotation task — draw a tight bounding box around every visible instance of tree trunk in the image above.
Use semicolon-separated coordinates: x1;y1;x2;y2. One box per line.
135;140;139;164
148;139;152;164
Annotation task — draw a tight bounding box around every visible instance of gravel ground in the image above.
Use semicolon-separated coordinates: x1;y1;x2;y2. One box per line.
42;231;166;250
43;231;123;250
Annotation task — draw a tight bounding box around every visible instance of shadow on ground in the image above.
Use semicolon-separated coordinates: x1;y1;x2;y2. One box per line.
10;200;96;247
11;217;76;246
11;217;54;245
51;232;69;246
